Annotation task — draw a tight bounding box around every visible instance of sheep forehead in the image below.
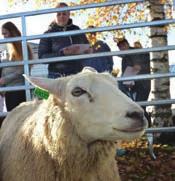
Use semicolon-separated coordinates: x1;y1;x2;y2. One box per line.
68;72;116;89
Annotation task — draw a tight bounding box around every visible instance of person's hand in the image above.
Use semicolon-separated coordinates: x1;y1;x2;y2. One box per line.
0;78;5;85
62;45;80;55
61;44;91;55
133;64;141;73
123;81;135;88
84;47;93;54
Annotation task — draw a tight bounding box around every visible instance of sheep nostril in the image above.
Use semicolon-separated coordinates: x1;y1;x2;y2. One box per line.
126;111;144;120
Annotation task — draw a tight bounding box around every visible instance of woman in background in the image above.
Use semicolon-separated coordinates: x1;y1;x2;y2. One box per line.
0;21;33;111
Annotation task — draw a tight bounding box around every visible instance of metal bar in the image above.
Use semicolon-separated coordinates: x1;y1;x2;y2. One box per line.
1;45;175;68
146;127;175;133
1;19;175;43
0;82;174;107
0;85;29;92
24;19;175;41
138;99;175;106
0;0;144;20
146;133;156;159
0;112;7;117
21;16;31;101
0;36;21;44
117;73;175;81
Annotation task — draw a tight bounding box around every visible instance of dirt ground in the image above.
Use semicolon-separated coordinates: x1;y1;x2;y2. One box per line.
116;137;175;181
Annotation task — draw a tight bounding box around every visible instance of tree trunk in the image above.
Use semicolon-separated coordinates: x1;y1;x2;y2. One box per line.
149;0;173;130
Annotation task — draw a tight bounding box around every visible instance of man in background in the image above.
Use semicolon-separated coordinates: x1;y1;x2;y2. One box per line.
38;2;90;78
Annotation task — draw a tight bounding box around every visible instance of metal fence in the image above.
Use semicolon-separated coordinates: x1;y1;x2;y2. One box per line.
0;0;175;136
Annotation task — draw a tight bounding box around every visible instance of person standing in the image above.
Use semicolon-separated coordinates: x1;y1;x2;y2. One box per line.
0;61;5;113
0;21;33;111
117;38;151;126
38;2;90;78
116;38;150;101
84;25;113;73
115;38;151;157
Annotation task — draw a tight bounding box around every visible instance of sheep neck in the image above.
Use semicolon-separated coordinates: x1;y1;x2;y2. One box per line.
37;98;119;180
47;122;118;180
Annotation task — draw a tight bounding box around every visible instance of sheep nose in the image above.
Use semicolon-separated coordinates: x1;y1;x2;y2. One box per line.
126;111;148;128
126;111;144;120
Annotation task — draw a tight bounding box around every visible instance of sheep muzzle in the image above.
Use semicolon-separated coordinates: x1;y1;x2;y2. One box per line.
123;111;148;132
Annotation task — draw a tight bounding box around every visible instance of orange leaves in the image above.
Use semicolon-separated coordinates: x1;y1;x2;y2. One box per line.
80;0;106;5
128;3;137;9
83;1;149;30
112;15;118;21
86;33;97;46
160;0;172;4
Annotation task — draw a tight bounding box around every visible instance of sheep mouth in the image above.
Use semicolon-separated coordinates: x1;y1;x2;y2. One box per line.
113;127;145;133
87;140;114;148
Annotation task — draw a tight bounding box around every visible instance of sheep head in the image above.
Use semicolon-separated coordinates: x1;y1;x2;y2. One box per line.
24;67;147;143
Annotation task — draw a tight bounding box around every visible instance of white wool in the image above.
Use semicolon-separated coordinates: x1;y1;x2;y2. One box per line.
0;67;147;181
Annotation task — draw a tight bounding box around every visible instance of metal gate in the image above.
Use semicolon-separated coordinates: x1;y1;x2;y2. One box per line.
0;0;175;143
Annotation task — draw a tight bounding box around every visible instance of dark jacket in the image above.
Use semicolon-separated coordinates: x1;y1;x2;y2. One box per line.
121;47;150;75
120;48;151;101
38;19;89;75
84;40;113;72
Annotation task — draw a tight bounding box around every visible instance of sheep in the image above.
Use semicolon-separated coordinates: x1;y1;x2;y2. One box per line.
0;67;147;181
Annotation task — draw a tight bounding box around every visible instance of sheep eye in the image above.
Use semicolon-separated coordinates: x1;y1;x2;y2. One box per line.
71;87;87;97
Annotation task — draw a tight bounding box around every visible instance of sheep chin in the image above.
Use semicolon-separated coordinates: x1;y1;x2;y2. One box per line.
118;130;145;140
112;127;145;133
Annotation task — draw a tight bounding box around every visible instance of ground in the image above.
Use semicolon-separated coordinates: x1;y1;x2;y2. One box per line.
116;137;175;181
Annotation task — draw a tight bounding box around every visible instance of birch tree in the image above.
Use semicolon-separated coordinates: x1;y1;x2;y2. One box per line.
149;0;173;129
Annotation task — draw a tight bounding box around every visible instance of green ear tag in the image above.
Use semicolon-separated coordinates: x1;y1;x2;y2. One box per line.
34;87;49;100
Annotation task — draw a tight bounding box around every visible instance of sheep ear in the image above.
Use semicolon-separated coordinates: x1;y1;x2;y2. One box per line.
82;66;97;73
23;74;63;97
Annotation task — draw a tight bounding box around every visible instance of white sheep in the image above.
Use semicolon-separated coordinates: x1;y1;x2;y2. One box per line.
0;67;147;181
